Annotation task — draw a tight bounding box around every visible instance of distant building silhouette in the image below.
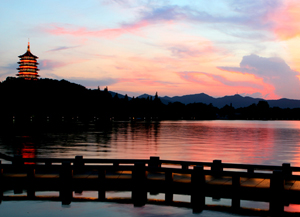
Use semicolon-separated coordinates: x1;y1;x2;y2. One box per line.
16;42;40;80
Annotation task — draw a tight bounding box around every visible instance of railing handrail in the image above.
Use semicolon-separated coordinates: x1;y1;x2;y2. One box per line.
2;163;300;182
1;154;299;174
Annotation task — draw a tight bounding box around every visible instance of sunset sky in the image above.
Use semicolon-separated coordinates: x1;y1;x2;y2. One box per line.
1;0;300;99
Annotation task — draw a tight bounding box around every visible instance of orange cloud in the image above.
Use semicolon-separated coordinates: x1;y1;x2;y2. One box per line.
119;78;178;87
177;71;267;90
268;1;300;39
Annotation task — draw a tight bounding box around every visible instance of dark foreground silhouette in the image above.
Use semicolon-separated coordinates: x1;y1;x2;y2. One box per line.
1;77;300;125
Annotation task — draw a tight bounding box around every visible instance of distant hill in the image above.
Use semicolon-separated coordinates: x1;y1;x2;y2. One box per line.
109;91;131;100
137;93;300;109
267;98;300;109
161;93;215;105
137;93;171;105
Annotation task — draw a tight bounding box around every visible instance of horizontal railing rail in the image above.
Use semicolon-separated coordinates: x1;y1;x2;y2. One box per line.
1;164;298;181
2;154;300;174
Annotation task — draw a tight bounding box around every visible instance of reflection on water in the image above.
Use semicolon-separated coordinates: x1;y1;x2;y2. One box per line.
19;136;36;164
1;120;300;216
1;201;238;217
1;120;300;166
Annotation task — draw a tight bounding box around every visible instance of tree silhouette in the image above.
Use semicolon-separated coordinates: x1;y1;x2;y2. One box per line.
0;77;299;124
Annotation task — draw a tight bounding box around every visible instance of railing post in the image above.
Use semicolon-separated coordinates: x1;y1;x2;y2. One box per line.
149;156;161;168
0;161;2;204
247;168;254;174
270;170;284;215
282;163;291;207
181;163;188;170
13;155;23;194
212;160;222;177
191;165;205;213
27;166;35;198
282;163;292;178
74;155;84;194
149;156;160;195
231;175;240;209
74;156;84;172
165;171;173;204
98;169;106;200
60;161;73;205
132;162;147;207
247;167;254;179
13;155;23;166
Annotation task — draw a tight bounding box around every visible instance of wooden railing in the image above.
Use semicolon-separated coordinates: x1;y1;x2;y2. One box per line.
1;155;300;216
5;154;299;173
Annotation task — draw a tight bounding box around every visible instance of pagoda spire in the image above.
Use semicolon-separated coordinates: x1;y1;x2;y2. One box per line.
27;39;30;52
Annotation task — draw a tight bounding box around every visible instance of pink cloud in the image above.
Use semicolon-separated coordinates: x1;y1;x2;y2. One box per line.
43;21;149;38
39;60;68;70
177;71;211;86
266;1;300;39
168;42;221;58
39;59;88;70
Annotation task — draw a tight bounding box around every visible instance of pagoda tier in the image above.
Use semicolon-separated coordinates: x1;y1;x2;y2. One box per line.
16;42;40;80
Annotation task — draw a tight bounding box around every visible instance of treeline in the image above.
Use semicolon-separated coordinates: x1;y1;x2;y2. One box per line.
0;77;299;124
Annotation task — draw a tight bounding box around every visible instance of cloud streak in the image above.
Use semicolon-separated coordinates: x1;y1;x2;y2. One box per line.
168;42;220;58
39;59;89;71
46;46;79;52
177;71;265;89
43;21;149;39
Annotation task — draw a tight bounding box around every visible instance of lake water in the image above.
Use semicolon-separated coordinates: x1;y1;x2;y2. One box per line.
1;120;300;216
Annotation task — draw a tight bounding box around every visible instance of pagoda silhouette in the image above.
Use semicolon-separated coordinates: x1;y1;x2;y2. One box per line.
16;42;39;80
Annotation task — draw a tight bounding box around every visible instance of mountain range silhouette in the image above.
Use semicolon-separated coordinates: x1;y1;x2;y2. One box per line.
133;93;300;109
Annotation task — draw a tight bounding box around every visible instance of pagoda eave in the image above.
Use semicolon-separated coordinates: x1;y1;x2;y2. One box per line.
17;67;39;70
17;62;39;65
17;69;40;73
16;74;40;76
18;52;38;59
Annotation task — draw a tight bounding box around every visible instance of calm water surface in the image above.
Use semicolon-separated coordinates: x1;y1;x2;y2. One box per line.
1;120;300;166
1;120;300;216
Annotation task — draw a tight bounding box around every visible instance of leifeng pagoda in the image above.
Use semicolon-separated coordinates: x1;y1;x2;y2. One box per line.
16;42;39;80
